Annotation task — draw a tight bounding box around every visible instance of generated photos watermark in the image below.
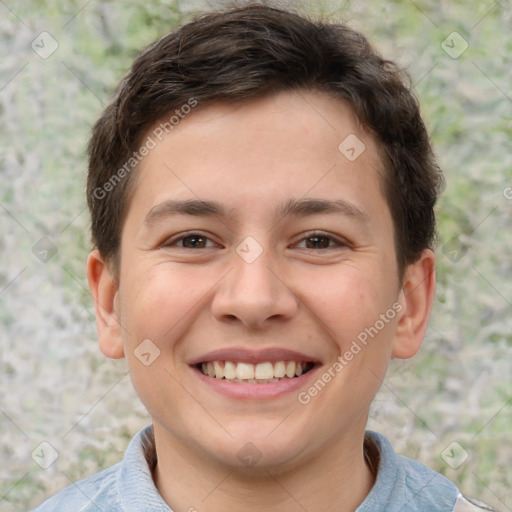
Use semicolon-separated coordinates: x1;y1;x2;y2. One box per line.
93;98;198;201
298;302;403;405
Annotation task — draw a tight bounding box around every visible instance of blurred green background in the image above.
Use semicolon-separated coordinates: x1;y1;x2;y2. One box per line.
1;0;510;510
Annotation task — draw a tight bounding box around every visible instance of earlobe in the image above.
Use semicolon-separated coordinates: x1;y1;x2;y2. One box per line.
86;250;125;359
392;249;436;359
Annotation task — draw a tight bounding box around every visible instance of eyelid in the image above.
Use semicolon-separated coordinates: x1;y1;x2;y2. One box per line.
160;230;348;250
161;231;220;248
292;230;350;249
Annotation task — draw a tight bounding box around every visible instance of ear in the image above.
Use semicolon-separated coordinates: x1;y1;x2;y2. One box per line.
86;249;125;359
392;249;436;359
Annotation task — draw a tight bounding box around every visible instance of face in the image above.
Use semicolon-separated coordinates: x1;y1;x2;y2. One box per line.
88;89;434;474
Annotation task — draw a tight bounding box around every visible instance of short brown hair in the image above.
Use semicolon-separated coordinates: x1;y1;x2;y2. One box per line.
87;2;443;277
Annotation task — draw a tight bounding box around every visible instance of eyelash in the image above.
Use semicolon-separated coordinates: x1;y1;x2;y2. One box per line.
162;231;348;250
294;231;348;250
162;232;217;249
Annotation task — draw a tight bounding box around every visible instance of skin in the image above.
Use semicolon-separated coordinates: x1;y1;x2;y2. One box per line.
87;89;436;512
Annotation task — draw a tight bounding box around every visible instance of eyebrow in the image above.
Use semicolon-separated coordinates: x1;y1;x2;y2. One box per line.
144;197;370;226
144;199;230;226
278;198;370;224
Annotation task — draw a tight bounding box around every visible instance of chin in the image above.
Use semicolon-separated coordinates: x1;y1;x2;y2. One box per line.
203;422;311;474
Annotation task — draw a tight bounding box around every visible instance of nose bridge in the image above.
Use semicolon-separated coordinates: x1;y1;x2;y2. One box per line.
211;238;298;327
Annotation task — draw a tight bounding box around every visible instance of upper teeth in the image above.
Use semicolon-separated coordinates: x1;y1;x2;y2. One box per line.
200;361;310;381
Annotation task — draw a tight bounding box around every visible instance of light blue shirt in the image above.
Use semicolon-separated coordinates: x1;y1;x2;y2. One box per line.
30;426;491;511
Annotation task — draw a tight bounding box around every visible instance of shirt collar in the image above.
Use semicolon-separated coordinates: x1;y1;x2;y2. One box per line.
117;425;172;511
115;426;456;511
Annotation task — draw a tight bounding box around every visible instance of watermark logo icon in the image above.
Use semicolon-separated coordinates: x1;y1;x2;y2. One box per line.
31;441;59;469
236;236;263;264
32;237;58;263
31;32;59;59
237;442;263;467
134;338;161;366
442;237;468;263
441;32;468;59
441;441;469;469
338;134;366;162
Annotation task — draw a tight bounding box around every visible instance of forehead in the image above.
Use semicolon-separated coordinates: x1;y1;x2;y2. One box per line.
126;90;389;228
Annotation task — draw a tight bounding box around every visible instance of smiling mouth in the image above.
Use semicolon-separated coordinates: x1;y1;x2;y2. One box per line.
197;360;315;383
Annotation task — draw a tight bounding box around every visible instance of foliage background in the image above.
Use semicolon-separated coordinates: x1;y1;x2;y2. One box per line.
0;0;510;510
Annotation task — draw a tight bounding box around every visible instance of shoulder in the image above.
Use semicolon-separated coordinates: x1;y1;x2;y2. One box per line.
453;495;501;512
30;463;121;512
396;456;497;511
359;431;497;512
30;425;170;512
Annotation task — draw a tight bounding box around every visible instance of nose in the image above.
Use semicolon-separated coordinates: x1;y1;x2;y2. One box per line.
211;244;298;330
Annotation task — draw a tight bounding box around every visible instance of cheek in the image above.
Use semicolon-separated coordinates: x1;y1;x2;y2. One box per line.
297;264;395;341
117;263;212;348
116;265;204;424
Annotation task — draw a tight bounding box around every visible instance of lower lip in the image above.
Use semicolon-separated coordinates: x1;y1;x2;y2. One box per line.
191;365;320;399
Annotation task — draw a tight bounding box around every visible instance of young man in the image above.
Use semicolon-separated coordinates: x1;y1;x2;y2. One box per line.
32;3;496;511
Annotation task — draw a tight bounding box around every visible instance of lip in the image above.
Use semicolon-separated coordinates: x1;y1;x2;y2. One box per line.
188;348;322;400
188;347;321;366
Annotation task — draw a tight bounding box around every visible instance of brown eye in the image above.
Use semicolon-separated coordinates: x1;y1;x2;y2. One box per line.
180;234;208;248
163;232;217;249
304;235;332;249
294;232;348;250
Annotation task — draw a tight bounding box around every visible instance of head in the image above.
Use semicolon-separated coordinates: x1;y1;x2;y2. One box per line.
87;3;443;279
86;3;440;480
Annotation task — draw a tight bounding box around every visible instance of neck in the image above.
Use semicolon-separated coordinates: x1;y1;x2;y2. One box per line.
151;423;376;512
